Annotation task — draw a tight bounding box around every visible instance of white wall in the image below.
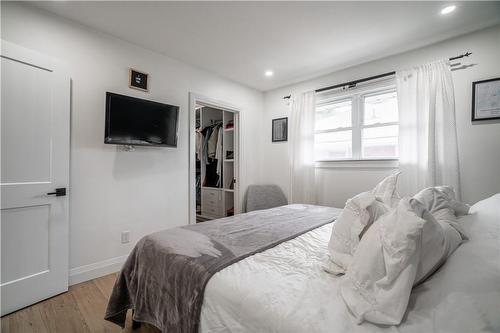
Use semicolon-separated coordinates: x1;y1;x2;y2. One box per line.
1;2;264;283
3;2;500;284
262;25;500;207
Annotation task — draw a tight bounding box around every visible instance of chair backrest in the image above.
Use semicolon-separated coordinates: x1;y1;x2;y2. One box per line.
245;184;288;212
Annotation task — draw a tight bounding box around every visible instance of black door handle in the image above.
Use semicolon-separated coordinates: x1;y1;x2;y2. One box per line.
47;188;66;196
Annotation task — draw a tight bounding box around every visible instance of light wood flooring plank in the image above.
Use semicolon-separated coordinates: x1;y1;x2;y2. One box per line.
0;273;160;333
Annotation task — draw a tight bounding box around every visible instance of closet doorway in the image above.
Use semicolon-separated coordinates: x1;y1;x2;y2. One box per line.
189;94;240;224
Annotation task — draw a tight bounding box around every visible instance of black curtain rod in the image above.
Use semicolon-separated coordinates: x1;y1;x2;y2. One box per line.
283;52;472;99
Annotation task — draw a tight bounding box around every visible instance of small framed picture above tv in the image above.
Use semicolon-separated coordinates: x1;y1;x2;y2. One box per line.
129;68;149;92
472;77;500;121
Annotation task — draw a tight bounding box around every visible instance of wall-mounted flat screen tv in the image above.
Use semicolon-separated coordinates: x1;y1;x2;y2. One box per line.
105;92;179;147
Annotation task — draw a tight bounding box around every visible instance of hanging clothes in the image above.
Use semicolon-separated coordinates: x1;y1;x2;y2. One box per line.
204;162;219;187
215;127;223;175
199;121;223;187
195;130;203;161
201;126;213;165
207;126;219;159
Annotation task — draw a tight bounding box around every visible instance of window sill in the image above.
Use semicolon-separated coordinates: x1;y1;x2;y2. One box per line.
315;159;399;169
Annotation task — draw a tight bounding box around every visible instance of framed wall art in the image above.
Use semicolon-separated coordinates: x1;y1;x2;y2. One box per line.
129;68;149;92
272;117;288;142
472;77;500;121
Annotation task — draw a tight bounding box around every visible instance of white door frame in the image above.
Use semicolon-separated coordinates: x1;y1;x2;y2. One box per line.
188;93;241;225
1;40;70;315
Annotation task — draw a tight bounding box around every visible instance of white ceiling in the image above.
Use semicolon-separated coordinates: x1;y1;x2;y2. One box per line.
32;1;500;91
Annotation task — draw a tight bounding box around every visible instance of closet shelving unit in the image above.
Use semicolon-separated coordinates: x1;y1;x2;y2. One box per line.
196;105;238;221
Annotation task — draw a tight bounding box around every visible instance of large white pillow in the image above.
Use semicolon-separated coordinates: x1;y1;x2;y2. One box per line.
371;171;401;207
327;173;401;274
340;198;423;325
413;186;469;239
435;186;470;216
409;199;463;284
327;192;389;274
340;198;464;325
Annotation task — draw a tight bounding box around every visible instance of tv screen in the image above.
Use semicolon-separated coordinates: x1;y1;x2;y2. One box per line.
105;92;179;147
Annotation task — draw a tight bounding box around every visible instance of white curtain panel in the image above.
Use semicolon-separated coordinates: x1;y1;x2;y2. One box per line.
289;91;317;204
396;60;461;199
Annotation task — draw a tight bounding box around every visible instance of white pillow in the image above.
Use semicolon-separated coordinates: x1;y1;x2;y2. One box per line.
414;186;469;215
413;186;469;239
327;192;389;274
340;198;464;325
434;186;470;216
409;199;463;284
371;171;401;207
327;173;401;275
340;198;424;325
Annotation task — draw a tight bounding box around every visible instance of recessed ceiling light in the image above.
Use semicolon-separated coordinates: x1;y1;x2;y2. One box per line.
264;70;274;77
441;5;456;15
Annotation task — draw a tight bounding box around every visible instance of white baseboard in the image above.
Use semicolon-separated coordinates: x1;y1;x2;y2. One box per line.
69;255;128;286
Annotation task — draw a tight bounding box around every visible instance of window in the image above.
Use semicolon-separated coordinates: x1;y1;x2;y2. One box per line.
314;84;398;161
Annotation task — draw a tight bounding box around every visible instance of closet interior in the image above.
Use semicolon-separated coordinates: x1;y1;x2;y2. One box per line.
195;104;238;222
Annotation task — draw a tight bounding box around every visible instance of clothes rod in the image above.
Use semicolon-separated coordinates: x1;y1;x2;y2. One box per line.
283;52;472;99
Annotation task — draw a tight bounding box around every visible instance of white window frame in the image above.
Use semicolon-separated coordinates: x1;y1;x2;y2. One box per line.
314;79;399;166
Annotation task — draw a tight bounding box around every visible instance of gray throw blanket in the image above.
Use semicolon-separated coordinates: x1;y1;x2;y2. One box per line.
105;204;339;333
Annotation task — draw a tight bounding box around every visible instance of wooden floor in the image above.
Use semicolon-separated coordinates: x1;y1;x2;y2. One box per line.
1;273;160;333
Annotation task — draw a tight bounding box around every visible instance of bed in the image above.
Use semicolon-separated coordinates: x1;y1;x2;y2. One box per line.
106;194;500;333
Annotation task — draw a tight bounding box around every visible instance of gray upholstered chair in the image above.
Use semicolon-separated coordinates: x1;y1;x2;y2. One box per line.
245;184;288;212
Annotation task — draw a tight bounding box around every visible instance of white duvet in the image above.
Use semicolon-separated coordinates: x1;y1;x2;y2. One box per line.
200;194;500;333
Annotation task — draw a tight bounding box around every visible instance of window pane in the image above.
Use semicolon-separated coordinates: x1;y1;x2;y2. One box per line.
362;125;398;159
315;99;352;131
315;130;352;160
363;91;398;125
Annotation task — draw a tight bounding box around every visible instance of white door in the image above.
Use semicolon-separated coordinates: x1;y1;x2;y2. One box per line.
1;41;70;316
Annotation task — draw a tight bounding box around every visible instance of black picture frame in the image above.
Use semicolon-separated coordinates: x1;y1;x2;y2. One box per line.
129;68;149;92
471;77;500;121
272;117;288;142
